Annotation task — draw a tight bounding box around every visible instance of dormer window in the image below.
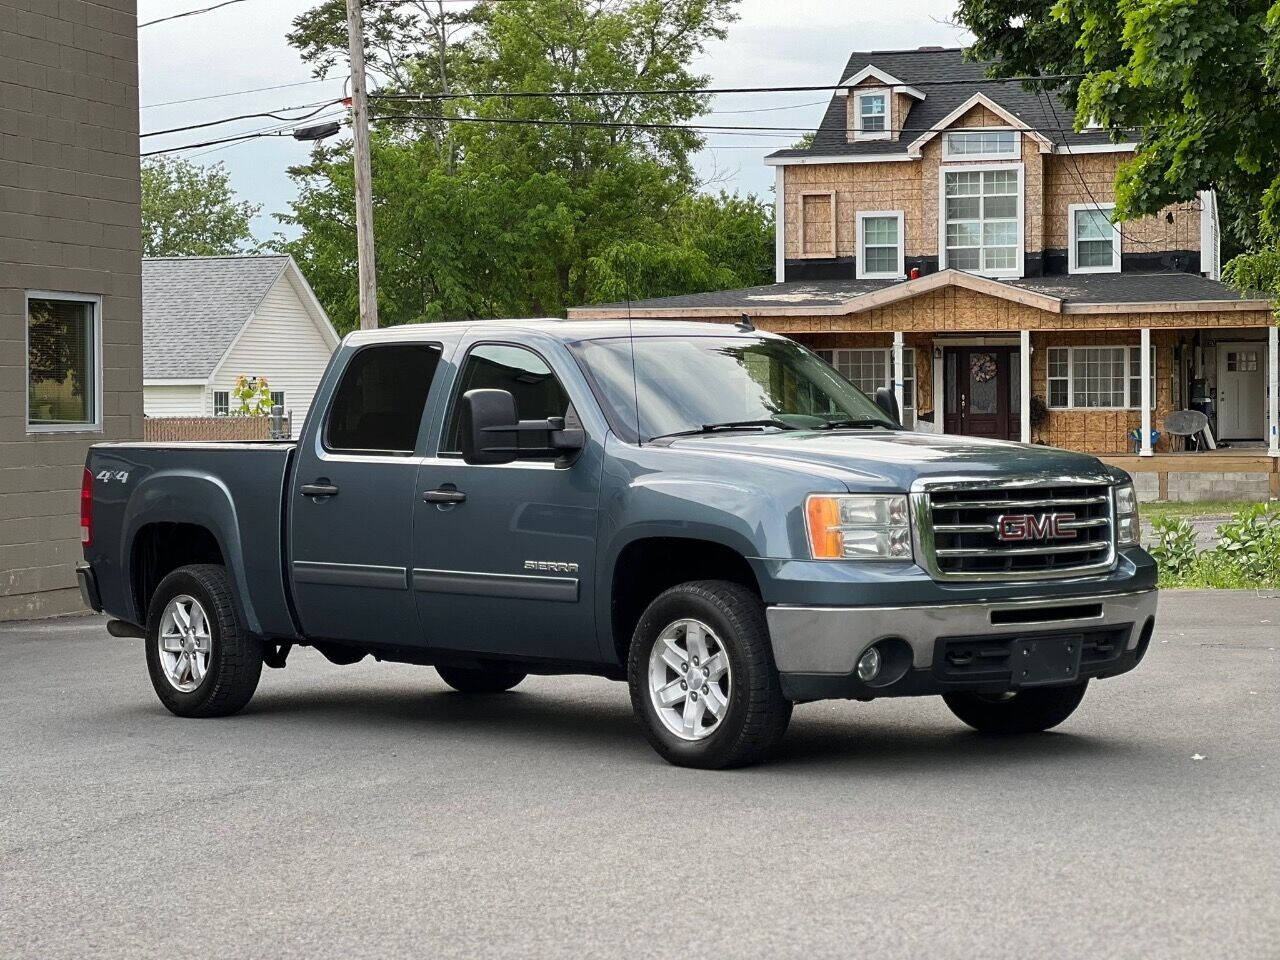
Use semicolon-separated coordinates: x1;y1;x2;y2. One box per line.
854;89;890;141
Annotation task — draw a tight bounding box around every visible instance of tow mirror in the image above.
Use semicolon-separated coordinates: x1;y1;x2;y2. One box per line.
460;389;586;465
874;386;901;426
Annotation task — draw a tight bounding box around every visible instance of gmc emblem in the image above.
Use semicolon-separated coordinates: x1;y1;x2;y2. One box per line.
996;513;1078;542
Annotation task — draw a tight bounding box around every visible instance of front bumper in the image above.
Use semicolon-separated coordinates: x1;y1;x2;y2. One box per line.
766;588;1158;702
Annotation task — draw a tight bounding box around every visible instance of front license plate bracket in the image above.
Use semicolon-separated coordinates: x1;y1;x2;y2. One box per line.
1011;635;1083;687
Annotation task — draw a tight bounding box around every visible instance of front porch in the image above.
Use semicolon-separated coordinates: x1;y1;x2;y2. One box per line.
1100;449;1280;502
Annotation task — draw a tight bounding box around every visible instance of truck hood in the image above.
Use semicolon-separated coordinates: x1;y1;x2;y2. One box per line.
666;430;1117;491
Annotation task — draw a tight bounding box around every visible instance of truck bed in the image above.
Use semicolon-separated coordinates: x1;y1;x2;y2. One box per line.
85;440;300;638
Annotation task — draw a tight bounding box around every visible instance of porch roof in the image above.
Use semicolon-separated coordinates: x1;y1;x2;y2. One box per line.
568;270;1272;320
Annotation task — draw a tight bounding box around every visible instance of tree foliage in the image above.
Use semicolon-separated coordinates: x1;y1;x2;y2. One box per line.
277;0;773;333
142;157;260;258
954;0;1280;300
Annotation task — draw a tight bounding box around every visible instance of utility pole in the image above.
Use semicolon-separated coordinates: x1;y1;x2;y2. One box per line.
345;0;378;329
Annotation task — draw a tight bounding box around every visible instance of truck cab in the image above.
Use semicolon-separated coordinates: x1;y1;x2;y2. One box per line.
81;319;1157;768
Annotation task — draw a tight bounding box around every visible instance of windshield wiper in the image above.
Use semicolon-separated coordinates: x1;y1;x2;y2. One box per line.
814;418;890;430
648;419;799;442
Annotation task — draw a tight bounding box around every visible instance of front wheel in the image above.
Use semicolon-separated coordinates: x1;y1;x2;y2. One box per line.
943;681;1089;734
628;580;791;769
144;564;263;718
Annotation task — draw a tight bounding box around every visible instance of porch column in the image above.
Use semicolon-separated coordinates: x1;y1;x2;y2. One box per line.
1140;328;1153;457
892;331;905;421
1019;330;1032;444
1270;324;1279;458
774;166;786;283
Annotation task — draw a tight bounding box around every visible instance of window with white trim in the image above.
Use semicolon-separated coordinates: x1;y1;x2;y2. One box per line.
855;90;889;140
1046;345;1154;409
943;130;1018;160
213;391;229;416
1069;204;1121;274
270;390;285;410
26;293;100;432
817;347;915;428
856;211;904;279
942;167;1021;277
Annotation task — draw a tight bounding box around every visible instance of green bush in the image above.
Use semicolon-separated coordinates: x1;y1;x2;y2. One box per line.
1154;503;1280;589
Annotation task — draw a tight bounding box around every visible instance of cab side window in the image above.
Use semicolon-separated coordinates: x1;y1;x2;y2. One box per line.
444;344;570;454
326;343;442;454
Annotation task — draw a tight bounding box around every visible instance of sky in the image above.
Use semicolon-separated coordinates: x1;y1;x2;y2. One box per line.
138;0;969;241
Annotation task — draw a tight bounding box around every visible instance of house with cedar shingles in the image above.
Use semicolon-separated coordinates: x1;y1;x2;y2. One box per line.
570;47;1279;500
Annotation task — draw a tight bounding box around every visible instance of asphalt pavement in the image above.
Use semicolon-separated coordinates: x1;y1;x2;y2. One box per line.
2;590;1277;960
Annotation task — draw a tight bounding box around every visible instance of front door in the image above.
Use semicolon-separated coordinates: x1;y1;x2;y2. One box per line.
943;346;1017;440
1217;342;1266;440
289;341;446;647
412;340;602;665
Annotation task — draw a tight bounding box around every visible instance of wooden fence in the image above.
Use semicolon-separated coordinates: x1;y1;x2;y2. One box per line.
143;416;273;442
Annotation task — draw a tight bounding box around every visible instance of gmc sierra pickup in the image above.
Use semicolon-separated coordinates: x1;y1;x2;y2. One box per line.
79;319;1157;768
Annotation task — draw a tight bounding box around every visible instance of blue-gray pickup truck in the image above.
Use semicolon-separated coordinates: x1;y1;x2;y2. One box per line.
79;320;1157;768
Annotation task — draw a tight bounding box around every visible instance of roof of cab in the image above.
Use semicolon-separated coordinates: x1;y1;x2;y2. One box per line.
341;317;780;347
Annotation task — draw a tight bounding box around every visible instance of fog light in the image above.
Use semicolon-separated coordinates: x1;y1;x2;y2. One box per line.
856;645;882;682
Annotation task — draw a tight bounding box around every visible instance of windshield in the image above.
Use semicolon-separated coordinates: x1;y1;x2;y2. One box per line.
570;335;897;441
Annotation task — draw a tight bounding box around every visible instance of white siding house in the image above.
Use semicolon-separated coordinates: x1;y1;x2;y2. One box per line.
142;255;340;432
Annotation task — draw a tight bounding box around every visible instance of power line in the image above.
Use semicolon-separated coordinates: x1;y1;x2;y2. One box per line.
142;79;335;111
139;0;255;28
141;100;344;139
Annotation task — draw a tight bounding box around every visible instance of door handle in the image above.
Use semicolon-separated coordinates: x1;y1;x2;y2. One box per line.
423;488;466;504
300;482;339;498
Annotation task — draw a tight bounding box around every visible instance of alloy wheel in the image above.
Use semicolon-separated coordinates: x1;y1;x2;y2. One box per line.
647;619;732;741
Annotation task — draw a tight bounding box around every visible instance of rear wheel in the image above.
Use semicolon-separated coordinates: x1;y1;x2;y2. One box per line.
436;663;526;694
145;564;263;718
943;681;1089;734
628;580;791;769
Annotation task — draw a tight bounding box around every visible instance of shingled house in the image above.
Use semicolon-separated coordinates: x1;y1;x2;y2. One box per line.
570;47;1279;500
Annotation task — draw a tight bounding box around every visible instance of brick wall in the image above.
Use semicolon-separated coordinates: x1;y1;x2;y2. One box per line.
0;0;141;620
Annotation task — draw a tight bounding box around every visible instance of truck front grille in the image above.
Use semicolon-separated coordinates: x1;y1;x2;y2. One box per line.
919;482;1115;581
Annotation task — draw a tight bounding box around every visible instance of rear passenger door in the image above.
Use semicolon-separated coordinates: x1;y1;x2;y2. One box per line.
289;340;446;648
411;341;602;663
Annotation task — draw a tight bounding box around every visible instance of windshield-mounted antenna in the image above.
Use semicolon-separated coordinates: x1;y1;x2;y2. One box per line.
736;313;755;332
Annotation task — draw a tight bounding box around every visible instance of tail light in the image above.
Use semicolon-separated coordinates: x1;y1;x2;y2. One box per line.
80;468;93;549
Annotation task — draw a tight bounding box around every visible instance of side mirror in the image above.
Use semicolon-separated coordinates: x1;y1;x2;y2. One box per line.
874;386;901;426
460;389;587;465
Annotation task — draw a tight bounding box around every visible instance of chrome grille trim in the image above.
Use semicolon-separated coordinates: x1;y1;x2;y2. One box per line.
912;475;1118;582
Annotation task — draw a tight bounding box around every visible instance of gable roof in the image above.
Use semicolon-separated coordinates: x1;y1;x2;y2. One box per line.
144;254;302;380
768;47;1124;163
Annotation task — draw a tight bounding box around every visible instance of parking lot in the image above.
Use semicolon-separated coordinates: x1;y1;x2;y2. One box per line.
2;590;1277;959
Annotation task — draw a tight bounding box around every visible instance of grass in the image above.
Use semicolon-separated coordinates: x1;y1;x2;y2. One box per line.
1142;500;1278;523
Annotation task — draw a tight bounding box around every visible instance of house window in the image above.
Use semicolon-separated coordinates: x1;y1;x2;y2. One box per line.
1069;204;1121;274
1047;345;1155;409
856;211;904;279
213;391;229;416
800;191;837;258
943;130;1018;160
855;90;889;140
270;391;285;410
942;166;1022;277
26;294;100;432
818;347;915;428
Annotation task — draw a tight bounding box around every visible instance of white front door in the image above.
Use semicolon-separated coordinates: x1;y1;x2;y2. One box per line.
1217;341;1266;439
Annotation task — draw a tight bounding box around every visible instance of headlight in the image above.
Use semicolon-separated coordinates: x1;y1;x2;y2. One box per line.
1115;482;1140;546
805;494;913;560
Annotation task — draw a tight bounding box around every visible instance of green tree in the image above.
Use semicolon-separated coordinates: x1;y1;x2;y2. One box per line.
954;0;1280;300
278;0;773;333
142;157;261;257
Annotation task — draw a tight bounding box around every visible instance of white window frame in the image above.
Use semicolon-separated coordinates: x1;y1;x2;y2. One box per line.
1068;202;1122;275
270;390;285;410
942;128;1020;162
938;162;1025;280
213;391;230;417
855;211;905;279
854;88;891;141
817;346;916;427
1046;344;1155;411
24;291;103;435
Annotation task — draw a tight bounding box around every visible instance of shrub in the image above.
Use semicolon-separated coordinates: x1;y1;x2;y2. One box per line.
1149;515;1198;580
1153;503;1280;589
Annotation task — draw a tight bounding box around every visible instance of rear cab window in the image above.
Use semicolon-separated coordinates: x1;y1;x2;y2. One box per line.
325;343;443;455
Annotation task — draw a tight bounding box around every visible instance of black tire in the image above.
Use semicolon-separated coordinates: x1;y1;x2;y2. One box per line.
943;681;1089;735
144;564;263;718
436;663;527;694
628;580;791;769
